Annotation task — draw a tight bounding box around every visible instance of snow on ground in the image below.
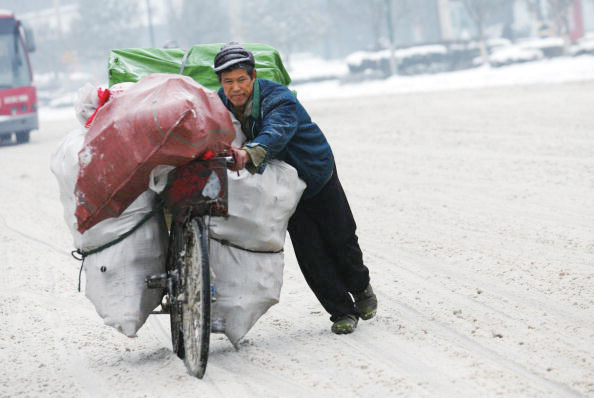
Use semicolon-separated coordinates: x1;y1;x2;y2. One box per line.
291;54;594;100
1;57;594;398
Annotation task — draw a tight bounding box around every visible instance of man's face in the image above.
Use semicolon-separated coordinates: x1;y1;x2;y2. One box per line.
220;68;256;108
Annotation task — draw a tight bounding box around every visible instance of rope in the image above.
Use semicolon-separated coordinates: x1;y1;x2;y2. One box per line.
71;250;85;292
179;49;191;75
71;204;163;292
210;237;283;254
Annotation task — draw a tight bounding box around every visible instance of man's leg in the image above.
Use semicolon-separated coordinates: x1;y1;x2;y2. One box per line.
301;169;370;295
296;168;377;323
288;202;357;322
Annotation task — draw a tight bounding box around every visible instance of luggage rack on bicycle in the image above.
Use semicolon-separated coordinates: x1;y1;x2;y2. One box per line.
146;155;231;379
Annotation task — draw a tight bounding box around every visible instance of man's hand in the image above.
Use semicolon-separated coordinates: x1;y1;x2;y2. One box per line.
229;147;249;171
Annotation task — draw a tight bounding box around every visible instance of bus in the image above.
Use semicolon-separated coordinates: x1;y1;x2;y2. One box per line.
0;10;37;144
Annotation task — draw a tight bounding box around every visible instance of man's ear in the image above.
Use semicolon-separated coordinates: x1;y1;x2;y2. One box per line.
252;69;257;79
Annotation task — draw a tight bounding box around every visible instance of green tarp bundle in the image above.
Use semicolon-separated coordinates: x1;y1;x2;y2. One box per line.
108;43;291;90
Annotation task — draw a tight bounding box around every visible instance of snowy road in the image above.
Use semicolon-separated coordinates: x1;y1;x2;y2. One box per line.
1;81;593;398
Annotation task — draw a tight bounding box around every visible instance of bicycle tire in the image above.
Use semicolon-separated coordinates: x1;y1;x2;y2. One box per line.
167;223;184;359
180;218;211;378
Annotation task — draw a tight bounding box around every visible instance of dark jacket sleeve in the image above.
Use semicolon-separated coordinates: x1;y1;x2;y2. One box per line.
250;85;298;158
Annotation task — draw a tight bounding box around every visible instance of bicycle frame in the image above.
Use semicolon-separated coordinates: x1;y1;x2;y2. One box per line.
146;156;229;379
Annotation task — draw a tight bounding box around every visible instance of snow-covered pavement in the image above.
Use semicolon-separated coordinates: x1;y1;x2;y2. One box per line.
1;58;594;397
292;54;594;100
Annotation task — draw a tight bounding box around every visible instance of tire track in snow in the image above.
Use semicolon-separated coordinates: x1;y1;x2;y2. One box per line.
27;249;119;398
0;246;118;398
207;351;317;398
0;214;70;258
359;246;591;397
366;242;594;333
145;313;320;398
47;312;120;398
339;326;481;398
386;299;588;398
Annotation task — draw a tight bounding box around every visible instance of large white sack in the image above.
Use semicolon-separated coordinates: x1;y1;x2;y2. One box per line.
83;212;168;337
210;239;284;346
207;159;305;345
50;128;86;247
50;128;167;337
209;160;306;253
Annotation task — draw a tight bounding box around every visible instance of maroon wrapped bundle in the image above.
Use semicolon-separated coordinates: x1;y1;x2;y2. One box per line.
75;73;235;232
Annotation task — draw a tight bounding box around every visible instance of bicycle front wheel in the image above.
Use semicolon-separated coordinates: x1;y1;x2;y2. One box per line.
180;217;211;378
167;221;184;359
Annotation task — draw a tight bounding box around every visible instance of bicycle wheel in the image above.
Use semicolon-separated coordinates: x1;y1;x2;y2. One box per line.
167;223;184;359
180;217;211;378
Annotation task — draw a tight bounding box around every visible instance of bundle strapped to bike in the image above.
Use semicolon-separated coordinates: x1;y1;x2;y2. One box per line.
71;154;230;293
71;202;164;292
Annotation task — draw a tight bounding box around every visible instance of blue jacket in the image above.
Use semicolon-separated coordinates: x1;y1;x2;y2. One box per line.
218;78;334;199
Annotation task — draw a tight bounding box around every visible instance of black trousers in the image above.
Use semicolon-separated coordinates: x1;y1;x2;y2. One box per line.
287;168;370;321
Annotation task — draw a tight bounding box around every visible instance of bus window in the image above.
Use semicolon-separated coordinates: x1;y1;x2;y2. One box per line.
0;30;31;89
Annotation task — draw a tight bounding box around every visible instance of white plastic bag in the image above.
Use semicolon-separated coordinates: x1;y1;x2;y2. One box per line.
82;210;167;337
51;128;167;337
74;82;134;127
210;160;306;253
74;83;99;126
210;239;284;345
208;159;305;344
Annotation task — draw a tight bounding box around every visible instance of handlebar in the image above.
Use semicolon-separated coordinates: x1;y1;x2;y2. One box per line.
223;156;235;167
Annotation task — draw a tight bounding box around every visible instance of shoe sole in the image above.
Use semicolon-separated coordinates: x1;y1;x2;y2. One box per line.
332;326;356;334
331;318;358;334
359;308;377;320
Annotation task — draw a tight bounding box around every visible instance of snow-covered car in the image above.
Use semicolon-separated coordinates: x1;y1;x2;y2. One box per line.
516;37;565;58
488;45;544;67
570;33;594;56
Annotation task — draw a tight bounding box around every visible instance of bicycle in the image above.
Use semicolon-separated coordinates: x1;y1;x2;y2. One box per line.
146;155;230;379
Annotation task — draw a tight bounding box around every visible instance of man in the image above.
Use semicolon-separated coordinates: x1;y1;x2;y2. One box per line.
214;42;377;334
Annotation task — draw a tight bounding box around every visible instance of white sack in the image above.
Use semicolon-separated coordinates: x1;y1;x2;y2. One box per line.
148;165;176;194
210;239;284;346
50;128;167;337
209;160;306;253
82;212;167;337
74;83;99;126
230;113;247;147
74;82;134;127
208;159;305;344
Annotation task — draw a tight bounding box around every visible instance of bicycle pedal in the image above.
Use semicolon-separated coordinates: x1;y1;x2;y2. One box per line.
145;273;168;289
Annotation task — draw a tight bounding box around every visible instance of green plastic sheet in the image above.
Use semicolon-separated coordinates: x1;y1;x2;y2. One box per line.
108;43;291;90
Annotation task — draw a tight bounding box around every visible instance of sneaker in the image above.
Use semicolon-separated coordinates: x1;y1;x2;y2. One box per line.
354;284;377;320
331;314;358;334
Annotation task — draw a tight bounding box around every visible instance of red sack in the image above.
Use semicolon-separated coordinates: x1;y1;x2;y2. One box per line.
75;73;235;233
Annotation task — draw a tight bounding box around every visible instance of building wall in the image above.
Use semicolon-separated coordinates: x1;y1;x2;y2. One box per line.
584;0;594;32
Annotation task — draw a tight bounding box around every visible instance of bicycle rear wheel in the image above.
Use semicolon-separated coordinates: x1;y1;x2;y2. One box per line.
179;217;211;378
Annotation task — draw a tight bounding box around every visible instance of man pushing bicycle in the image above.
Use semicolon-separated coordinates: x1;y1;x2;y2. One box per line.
214;42;377;334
